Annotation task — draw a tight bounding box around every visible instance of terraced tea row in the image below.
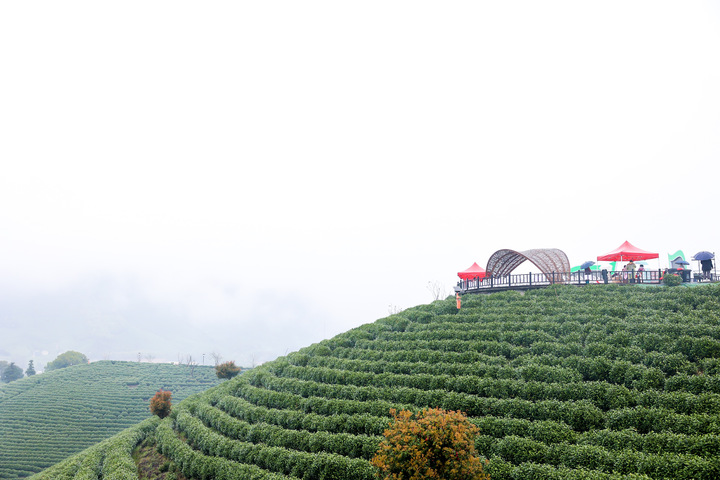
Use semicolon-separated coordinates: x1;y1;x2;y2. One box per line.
27;418;159;480
29;284;720;479
0;361;222;479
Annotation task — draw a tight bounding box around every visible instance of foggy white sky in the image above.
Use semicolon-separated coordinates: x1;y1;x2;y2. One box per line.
2;1;719;370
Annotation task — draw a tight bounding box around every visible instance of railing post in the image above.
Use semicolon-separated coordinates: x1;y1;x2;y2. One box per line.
552;272;555;284
529;272;532;286
508;274;511;287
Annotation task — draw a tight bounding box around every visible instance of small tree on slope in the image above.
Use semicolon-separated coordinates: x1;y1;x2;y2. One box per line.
1;362;24;383
149;390;172;419
215;360;241;380
371;408;489;480
45;351;89;371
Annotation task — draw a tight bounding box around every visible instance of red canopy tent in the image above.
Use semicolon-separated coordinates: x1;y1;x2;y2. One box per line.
597;240;659;262
458;262;486;280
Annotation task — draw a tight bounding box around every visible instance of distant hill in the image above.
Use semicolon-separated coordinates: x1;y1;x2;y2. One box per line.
29;284;720;480
0;360;226;479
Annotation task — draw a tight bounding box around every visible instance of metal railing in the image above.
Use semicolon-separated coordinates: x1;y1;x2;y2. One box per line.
457;269;718;293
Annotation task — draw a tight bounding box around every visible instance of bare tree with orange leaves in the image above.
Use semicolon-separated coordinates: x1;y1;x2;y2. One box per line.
149;390;172;419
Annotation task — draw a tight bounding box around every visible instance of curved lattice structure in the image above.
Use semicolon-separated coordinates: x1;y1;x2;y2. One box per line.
486;248;571;283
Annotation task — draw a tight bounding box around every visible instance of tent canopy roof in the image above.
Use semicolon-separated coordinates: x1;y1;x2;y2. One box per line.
458;262;486;280
597;240;659;262
486;248;570;282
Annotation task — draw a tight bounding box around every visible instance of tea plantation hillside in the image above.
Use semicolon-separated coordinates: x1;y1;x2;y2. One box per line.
31;284;720;480
0;361;224;479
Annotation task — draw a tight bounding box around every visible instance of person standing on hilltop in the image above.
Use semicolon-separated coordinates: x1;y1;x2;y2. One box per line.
627;260;637;283
701;259;713;280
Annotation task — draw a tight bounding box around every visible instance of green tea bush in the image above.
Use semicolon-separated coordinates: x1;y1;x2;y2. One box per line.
3;361;222;479
664;273;683;286
28;284;720;479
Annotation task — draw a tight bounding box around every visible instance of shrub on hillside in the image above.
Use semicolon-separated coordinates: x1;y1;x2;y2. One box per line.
150;390;172;419
215;360;241;380
371;408;489;480
45;350;89;371
1;362;24;383
26;360;36;376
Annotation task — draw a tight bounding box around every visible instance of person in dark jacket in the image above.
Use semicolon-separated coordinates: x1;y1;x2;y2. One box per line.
701;259;713;280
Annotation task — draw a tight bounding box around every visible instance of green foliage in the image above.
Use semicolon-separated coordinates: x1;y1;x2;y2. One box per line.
215;360;241;380
663;273;684;286
1;362;23;383
149;390;172;419
45;350;89;371
371;408;489;480
26;360;36;376
1;361;221;480
29;417;159;480
26;284;720;479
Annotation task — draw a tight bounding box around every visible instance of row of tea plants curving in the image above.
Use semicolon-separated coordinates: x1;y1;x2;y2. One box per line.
30;284;720;479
